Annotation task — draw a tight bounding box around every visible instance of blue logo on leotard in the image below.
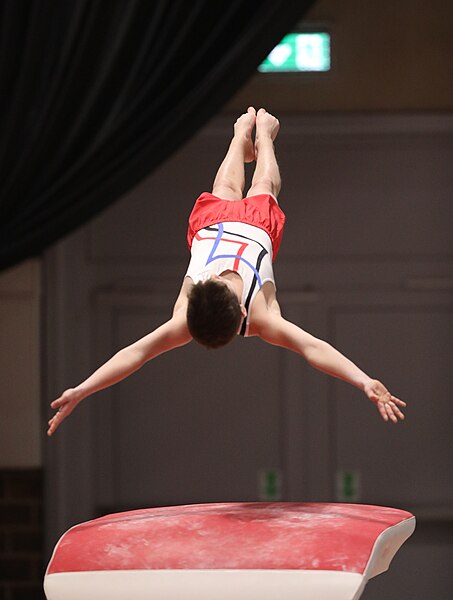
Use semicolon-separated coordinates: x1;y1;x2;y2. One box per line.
205;223;263;288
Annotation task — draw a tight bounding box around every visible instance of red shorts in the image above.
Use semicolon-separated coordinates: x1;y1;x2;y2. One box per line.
187;192;286;260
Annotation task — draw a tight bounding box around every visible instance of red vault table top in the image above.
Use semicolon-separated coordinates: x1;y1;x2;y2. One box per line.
45;502;415;600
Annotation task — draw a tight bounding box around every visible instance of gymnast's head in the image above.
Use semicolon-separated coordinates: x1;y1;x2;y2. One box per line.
187;279;245;349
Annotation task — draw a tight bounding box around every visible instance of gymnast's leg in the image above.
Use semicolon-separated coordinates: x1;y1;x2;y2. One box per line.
211;106;256;201
246;108;281;199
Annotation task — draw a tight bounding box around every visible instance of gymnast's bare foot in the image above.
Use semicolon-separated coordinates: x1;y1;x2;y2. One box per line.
234;106;256;163
255;108;280;152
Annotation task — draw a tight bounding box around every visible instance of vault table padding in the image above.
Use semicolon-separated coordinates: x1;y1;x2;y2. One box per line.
45;502;415;600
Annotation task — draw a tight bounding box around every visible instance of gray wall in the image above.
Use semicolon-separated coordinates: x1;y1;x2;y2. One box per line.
228;0;453;112
0;260;41;467
44;113;453;598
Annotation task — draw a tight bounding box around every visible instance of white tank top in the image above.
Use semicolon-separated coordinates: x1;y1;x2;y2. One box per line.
185;222;276;336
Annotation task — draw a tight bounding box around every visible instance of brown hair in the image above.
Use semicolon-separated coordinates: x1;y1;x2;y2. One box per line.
187;280;243;348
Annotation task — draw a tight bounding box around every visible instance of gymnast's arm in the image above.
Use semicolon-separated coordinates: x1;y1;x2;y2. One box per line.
254;312;406;422
47;308;192;436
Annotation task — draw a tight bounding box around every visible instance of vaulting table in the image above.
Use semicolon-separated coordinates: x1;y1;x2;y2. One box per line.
44;502;415;600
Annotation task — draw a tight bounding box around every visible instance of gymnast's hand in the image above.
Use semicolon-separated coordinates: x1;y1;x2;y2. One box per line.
364;379;406;423
47;388;83;436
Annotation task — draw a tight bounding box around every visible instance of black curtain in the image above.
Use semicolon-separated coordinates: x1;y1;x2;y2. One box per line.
0;0;315;271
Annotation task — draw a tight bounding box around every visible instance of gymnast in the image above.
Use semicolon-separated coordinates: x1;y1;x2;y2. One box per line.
47;107;406;436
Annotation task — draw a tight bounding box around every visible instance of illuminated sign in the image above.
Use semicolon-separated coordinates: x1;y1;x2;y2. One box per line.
259;32;331;73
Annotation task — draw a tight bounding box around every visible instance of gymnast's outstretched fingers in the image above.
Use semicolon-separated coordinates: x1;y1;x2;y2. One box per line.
47;388;82;436
387;396;406;422
364;379;407;423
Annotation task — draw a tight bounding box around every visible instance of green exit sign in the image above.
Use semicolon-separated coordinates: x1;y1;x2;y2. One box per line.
259;32;331;73
259;468;282;501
